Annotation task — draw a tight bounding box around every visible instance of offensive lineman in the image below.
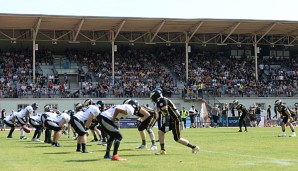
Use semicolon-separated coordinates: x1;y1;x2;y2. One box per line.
233;100;250;132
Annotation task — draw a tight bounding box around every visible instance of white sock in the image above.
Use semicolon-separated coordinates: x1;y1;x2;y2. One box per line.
20;129;25;137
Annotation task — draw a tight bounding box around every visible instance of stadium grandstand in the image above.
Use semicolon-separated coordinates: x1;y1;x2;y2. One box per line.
0;13;298;118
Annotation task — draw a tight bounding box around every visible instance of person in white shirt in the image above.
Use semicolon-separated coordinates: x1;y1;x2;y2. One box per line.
70;102;100;153
96;103;136;161
41;105;57;144
29;113;43;142
44;110;70;147
4;111;17;138
15;103;38;139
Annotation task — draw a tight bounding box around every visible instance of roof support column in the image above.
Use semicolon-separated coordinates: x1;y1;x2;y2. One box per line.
185;41;189;83
32;17;41;82
111;32;115;85
33;40;36;82
254;34;258;81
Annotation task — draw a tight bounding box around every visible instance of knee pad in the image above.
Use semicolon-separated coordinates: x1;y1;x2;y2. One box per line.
146;128;152;134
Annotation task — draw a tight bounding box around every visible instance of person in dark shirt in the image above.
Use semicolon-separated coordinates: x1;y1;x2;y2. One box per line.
275;99;296;137
150;90;200;155
233;100;250;132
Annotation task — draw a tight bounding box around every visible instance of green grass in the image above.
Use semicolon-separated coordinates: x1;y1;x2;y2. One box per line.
0;127;297;171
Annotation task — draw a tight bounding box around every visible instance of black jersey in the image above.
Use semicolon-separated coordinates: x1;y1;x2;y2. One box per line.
156;97;180;121
136;105;157;119
276;103;289;117
236;104;249;115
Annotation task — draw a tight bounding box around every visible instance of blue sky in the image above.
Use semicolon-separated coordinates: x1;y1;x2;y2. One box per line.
1;0;297;21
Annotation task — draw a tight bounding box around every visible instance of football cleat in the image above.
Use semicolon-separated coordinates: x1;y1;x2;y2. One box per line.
20;136;27;140
82;150;92;153
104;154;112;159
278;132;286;137
136;145;146;149
7;136;13;138
290;132;296;137
192;146;200;154
111;154;127;161
155;150;166;155
148;145;157;150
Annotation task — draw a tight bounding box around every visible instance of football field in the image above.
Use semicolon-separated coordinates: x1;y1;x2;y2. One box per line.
0;127;297;171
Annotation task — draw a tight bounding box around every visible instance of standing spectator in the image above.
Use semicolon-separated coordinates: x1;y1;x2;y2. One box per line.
64;73;68;84
150;90;200;155
221;103;228;127
211;105;220;128
180;107;188;129
1;109;6;131
188;106;198;128
255;104;262;127
267;105;272;124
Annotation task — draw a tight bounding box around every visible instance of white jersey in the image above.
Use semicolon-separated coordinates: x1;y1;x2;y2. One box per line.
4;112;16;122
75;105;100;122
16;106;34;118
101;104;134;120
55;113;71;123
30;114;42;122
41;111;57;123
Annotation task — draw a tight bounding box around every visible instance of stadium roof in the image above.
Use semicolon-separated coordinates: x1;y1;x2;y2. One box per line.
1;13;298;46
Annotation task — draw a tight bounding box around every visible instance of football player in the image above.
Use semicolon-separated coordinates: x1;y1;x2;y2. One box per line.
44;110;70;146
4;111;17;138
123;99;157;150
275;99;296;137
41;105;57;144
70;102;100;153
95;100;108;146
96;103;136;161
29;112;43;142
150;90;200;155
83;99;101;142
15;103;38;139
233;100;250;132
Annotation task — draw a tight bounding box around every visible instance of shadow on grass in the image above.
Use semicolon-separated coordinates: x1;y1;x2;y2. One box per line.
44;152;73;154
122;154;155;157
64;159;100;162
123;141;138;144
25;145;53;148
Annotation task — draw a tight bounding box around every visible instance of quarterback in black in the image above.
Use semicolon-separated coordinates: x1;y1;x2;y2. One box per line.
233;100;250;132
275;99;296;137
150;90;200;155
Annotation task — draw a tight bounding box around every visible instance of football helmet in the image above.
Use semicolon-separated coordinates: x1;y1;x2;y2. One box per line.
275;99;282;107
62;110;68;113
123;99;140;114
83;99;94;107
96;100;105;111
232;100;239;105
31;103;38;110
44;105;51;112
75;103;83;112
150;90;163;103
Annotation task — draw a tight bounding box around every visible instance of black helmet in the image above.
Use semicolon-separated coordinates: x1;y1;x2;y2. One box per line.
96;100;105;111
32;103;38;110
123;99;140;114
44;105;51;112
150;90;163;103
275;99;282;107
83;99;94;107
75;103;83;112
